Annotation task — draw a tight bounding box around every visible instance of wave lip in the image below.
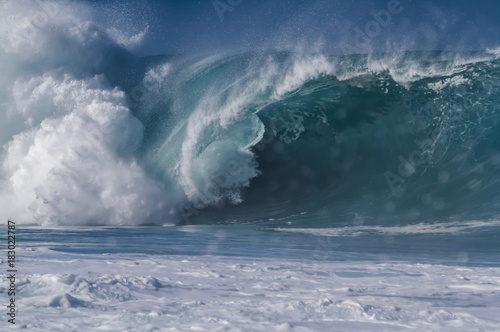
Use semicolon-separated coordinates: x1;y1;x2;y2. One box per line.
175;51;500;226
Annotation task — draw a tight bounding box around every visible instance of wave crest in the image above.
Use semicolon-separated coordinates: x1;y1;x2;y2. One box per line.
2;1;500;226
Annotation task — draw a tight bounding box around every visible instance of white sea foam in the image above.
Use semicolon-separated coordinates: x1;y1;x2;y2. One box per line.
1;73;170;225
0;1;173;225
3;248;499;331
273;220;500;237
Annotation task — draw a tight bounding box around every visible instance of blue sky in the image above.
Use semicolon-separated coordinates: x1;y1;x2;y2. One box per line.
87;0;500;55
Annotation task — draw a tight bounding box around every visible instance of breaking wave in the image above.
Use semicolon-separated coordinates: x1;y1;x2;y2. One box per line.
2;1;500;227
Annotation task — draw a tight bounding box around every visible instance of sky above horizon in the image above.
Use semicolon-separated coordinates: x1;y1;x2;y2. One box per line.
84;0;499;56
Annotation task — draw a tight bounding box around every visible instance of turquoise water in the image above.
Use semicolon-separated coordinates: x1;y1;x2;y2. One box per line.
17;223;500;265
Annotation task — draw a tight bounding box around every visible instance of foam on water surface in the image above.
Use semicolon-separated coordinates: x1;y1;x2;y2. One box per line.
1;226;499;331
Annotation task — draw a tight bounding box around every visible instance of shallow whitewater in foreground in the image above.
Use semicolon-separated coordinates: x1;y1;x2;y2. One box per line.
2;225;499;331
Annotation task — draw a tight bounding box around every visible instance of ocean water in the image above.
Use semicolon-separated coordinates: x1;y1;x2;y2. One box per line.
3;224;500;331
1;1;500;331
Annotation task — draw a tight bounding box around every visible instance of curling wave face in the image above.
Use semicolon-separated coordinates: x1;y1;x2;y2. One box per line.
1;1;500;226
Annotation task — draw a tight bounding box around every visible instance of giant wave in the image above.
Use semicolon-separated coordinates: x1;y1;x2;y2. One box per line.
2;1;500;227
